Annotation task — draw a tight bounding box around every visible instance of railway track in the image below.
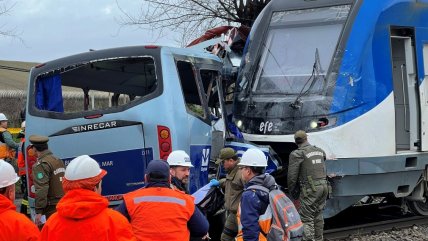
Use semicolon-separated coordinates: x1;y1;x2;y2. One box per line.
324;216;428;240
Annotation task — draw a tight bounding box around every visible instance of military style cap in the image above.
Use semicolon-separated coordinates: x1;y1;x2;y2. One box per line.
215;147;237;164
294;130;307;141
29;135;49;145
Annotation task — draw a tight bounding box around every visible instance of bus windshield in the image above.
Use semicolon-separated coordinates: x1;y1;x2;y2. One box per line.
253;5;351;95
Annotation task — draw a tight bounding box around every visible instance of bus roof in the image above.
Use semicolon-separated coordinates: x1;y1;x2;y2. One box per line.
30;45;221;76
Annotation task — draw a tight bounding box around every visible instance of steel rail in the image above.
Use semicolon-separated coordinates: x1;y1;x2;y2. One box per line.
324;216;428;240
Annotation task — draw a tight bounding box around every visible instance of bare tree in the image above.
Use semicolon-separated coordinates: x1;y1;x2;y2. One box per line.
116;0;270;45
0;0;18;38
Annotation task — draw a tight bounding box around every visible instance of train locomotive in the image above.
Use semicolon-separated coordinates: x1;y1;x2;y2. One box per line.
233;0;428;217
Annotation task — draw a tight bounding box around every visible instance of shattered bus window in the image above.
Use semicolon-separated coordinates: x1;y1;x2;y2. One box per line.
34;57;157;114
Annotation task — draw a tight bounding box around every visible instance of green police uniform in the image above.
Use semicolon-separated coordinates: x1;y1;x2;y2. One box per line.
288;140;328;241
30;135;65;219
217;148;244;241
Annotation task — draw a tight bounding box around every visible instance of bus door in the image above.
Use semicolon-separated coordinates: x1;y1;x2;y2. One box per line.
175;56;223;193
26;56;160;202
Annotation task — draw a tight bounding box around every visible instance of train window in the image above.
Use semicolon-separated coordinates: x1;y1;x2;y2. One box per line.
176;61;206;119
253;5;350;95
34;57;157;114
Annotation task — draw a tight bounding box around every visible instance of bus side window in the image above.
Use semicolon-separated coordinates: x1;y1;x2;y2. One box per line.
176;61;206;119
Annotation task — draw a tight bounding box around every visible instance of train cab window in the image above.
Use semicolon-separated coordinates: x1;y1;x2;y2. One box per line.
253;5;351;95
33;57;157;114
176;61;206;119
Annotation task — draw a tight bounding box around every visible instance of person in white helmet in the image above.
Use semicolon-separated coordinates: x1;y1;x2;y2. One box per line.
40;155;136;241
167;150;194;193
235;149;278;241
0;113;19;172
0;159;39;240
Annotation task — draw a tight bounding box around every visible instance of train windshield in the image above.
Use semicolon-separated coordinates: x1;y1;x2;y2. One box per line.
252;5;350;95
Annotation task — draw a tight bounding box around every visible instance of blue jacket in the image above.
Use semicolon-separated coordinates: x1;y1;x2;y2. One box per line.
240;174;277;241
115;181;209;238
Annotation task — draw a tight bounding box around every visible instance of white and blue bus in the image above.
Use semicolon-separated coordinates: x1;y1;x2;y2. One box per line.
24;46;278;210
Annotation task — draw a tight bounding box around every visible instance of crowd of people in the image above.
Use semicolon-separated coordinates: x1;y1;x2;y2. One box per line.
0;111;329;241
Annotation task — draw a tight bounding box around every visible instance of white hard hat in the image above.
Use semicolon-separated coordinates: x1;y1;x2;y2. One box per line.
167;150;194;167
238;149;268;167
0;113;7;122
0;159;19;189
21;121;26;128
65;155;105;181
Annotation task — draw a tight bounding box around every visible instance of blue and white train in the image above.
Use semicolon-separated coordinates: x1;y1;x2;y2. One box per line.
233;0;428;217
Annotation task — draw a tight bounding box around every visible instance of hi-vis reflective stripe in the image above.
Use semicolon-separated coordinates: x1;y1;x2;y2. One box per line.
272;193;284;225
133;196;186;206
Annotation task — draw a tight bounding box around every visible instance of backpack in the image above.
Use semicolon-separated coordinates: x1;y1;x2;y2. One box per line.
248;185;303;241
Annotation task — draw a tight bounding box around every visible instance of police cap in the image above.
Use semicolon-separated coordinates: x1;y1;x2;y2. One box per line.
29;135;49;146
294;130;307;141
215;147;237;164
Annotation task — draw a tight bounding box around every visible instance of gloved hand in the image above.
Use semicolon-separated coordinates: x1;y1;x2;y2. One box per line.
209;179;220;187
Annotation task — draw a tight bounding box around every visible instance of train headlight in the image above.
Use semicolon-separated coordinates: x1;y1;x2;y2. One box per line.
310;121;318;129
236;120;243;128
310;117;330;129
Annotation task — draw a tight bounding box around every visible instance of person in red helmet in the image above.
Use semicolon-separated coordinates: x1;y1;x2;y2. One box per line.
39;155;136;241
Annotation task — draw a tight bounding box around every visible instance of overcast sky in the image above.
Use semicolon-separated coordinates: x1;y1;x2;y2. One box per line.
1;0;180;62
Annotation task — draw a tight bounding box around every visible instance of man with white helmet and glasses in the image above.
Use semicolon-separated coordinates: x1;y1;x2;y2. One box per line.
167;150;194;193
235;149;278;241
0;113;19;172
0;159;39;240
40;155;135;241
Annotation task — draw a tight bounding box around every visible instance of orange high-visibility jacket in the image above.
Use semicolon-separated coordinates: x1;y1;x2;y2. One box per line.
40;189;136;241
124;186;195;241
0;194;39;241
236;202;271;241
0;128;16;160
17;137;26;176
